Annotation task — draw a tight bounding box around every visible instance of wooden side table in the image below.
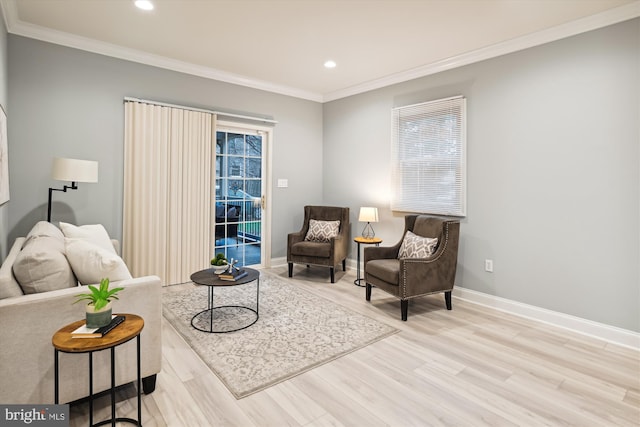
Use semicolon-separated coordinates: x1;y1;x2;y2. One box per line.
353;236;382;287
52;313;144;427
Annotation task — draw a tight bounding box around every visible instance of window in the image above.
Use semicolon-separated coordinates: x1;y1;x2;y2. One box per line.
391;96;466;217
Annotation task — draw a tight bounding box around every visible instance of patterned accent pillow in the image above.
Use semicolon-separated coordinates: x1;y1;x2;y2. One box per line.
398;230;438;259
304;219;340;243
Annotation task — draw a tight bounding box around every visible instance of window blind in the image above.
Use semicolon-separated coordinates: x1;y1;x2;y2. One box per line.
391;95;466;217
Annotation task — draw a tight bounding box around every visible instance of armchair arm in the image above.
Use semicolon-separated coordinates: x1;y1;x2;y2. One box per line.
363;245;399;263
287;231;305;246
330;235;349;265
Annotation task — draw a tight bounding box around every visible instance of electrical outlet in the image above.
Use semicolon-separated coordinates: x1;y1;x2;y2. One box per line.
485;259;494;272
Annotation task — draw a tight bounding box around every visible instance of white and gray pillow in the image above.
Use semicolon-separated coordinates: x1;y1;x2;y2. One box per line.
398;230;438;259
304;219;340;243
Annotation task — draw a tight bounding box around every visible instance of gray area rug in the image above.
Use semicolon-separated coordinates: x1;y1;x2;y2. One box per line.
162;272;398;399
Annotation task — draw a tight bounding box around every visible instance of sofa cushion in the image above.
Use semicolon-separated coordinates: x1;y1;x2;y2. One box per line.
366;258;400;285
59;222;116;254
26;221;65;241
398;230;438;259
290;241;331;258
12;235;77;294
65;238;132;285
304;219;340;243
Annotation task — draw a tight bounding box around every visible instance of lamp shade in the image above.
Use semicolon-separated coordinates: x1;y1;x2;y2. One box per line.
52;157;98;183
358;207;378;223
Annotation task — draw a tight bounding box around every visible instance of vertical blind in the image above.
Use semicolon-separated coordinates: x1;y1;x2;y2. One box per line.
123;100;215;285
391;95;467;217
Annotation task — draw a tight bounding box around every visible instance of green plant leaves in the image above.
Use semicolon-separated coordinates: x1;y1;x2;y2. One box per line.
73;278;124;310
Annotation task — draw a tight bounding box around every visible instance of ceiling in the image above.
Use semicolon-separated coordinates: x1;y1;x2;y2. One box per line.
2;0;638;102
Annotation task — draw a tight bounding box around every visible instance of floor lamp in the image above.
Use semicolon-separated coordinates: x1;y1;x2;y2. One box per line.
47;157;98;222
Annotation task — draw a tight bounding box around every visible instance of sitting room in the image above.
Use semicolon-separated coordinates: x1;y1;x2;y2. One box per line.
0;1;638;426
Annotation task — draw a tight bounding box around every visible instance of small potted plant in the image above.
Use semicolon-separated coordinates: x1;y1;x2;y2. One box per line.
74;278;124;328
210;252;228;274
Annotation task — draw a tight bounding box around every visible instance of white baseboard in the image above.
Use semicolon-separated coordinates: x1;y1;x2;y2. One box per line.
453;287;639;350
269;257;638;350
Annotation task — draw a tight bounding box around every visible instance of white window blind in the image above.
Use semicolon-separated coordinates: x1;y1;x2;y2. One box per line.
391;95;466;217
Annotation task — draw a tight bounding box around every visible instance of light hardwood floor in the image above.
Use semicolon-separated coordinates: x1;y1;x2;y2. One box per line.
69;266;640;426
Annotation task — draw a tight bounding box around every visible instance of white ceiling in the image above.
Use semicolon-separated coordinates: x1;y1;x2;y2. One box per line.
2;0;639;102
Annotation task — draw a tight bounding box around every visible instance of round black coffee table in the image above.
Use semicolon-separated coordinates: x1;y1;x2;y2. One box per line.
190;267;260;333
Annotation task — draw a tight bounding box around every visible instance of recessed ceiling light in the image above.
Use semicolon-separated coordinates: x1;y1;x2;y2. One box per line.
134;0;154;11
324;60;337;69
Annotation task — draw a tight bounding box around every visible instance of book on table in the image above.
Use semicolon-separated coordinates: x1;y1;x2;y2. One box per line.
218;269;248;281
71;315;125;338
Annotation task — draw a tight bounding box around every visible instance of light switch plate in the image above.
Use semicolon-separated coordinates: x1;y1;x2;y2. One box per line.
277;179;288;188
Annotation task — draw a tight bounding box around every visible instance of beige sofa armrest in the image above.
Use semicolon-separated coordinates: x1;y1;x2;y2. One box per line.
0;275;162;404
0;238;26;299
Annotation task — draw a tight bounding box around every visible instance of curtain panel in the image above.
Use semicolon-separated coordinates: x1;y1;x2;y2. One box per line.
124;101;215;285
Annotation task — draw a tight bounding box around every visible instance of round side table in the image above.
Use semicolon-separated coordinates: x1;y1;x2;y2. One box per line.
52;313;144;427
353;236;382;287
190;267;260;333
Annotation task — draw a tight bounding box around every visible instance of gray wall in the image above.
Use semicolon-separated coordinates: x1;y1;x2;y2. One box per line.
6;35;323;259
323;19;639;331
4;18;638;332
0;9;8;260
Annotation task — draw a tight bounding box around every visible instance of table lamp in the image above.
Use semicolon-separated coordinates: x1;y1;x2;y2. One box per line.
358;207;379;239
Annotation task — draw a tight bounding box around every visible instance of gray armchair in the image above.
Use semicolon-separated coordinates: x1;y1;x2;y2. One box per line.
364;215;460;320
287;206;350;283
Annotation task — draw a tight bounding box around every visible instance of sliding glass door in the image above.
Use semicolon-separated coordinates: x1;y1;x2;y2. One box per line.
214;124;267;268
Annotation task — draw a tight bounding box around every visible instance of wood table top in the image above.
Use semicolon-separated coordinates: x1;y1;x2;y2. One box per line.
190;267;259;287
52;313;144;353
354;236;383;244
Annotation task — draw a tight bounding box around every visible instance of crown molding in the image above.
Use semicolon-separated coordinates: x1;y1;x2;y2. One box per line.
322;1;640;102
0;0;323;102
2;0;638;104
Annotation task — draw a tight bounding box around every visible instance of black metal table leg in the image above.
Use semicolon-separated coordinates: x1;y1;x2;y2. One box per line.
89;352;94;427
137;335;141;426
54;349;59;404
110;347;116;427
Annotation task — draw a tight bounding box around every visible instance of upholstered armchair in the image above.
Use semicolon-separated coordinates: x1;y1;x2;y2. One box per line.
364;215;460;320
287;206;350;283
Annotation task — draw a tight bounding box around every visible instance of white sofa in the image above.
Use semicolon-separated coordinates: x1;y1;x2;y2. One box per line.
0;222;162;404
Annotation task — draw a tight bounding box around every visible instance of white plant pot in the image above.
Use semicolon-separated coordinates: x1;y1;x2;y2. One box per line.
212;265;228;275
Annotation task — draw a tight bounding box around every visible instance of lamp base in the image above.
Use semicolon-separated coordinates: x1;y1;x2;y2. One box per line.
361;222;375;239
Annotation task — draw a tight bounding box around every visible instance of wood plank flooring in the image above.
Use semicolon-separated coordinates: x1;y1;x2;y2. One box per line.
69;266;640;426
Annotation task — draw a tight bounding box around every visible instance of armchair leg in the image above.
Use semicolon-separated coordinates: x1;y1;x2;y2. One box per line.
445;291;452;310
401;300;408;321
330;267;335;283
366;284;372;301
288;263;293;277
342;259;346;271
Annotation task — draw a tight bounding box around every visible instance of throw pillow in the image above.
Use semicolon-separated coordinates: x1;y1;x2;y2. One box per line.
398;230;438;259
304;219;340;243
59;222;116;254
13;235;78;294
25;221;65;241
65;238;132;285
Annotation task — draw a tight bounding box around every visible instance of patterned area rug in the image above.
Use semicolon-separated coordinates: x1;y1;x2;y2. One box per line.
162;272;398;399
